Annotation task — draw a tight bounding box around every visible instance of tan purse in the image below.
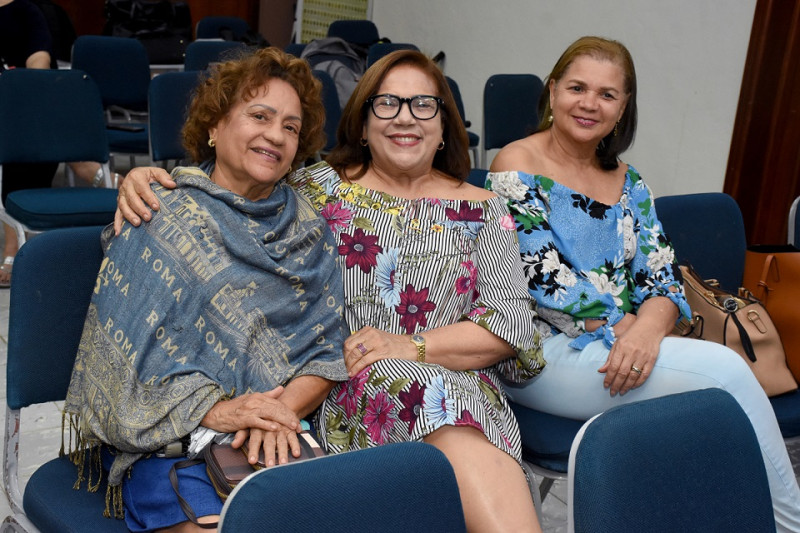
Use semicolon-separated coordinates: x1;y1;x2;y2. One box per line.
675;265;797;397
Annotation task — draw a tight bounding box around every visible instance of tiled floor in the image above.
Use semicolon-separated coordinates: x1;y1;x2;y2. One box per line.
0;169;798;530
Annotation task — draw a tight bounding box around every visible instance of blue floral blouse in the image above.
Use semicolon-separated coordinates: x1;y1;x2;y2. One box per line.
487;166;690;350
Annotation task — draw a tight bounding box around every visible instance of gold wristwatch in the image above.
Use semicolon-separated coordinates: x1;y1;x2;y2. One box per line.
410;334;426;363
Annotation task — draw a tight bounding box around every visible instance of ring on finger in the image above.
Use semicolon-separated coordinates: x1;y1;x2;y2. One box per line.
356;343;368;356
631;365;643;376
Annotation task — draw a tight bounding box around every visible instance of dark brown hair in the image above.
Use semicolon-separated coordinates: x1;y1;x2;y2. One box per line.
325;49;471;181
183;47;326;170
538;36;637;170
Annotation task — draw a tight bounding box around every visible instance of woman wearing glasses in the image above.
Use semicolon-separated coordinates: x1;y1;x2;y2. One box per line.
116;49;545;532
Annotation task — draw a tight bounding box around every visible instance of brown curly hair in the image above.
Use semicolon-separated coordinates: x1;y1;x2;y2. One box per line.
325;49;471;181
182;47;326;171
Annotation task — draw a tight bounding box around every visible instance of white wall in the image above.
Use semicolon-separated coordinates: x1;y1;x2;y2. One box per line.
371;0;756;197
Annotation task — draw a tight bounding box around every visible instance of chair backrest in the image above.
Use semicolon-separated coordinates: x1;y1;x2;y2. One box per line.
184;39;248;71
789;196;800;247
654;192;746;292
312;69;343;153
219;442;466;533
7;226;104;410
366;42;419;67
149;71;202;163
284;42;306;58
71;35;151;111
0;69;109;166
446;76;470;127
483;74;543;154
466;168;488;188
326;19;379;47
568;388;775;533
195;16;249;40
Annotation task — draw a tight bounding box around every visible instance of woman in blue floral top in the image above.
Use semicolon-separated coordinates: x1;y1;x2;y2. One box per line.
117;50;546;532
489;36;800;529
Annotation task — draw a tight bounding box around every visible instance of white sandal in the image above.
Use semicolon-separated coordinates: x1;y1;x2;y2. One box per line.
0;255;14;289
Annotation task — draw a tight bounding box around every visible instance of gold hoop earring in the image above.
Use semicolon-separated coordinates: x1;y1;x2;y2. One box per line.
614;122;620;137
208;138;216;148
359;138;368;147
437;140;445;151
548;114;554;124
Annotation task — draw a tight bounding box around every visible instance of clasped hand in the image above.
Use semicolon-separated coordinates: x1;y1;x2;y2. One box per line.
202;386;304;467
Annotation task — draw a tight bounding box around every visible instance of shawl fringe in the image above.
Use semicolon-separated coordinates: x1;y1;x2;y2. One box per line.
62;412;125;520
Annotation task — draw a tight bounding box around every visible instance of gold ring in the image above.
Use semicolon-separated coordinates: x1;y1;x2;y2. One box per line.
357;343;367;356
631;365;643;375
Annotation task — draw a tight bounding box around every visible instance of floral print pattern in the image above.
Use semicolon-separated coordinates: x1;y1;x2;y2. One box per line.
488;166;691;349
289;162;547;462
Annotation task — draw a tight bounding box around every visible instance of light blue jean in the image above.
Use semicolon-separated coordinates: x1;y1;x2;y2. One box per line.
503;333;800;532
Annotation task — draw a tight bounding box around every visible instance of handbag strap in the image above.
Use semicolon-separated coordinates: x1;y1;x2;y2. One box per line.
723;312;757;363
755;253;778;302
169;458;218;529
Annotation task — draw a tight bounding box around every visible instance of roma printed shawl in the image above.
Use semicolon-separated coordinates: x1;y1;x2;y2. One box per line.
64;166;348;499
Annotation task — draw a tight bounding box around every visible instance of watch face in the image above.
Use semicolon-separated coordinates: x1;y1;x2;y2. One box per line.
411;334;425;344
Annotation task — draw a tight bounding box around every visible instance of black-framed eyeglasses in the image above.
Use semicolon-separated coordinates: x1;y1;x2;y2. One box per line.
366;94;444;120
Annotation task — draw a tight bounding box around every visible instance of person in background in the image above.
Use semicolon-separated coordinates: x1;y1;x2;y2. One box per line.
0;0;105;288
488;35;800;531
65;47;348;532
116;49;547;532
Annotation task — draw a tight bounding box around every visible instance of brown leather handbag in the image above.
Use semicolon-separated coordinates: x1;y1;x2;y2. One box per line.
743;245;800;381
675;265;797;396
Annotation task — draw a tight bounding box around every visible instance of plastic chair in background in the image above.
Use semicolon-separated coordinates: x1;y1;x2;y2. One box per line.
195;15;250;40
218;442;466;533
482;73;543;168
148;71;202;168
71;35;152;169
446;76;480;167
0;69;118;249
366;42;419;67
312;69;342;155
2;227;127;532
326;19;379;48
184;39;248;71
568;389;775;532
655;192;800;443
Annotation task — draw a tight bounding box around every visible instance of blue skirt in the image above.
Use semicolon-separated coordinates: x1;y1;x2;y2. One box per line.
102;449;223;532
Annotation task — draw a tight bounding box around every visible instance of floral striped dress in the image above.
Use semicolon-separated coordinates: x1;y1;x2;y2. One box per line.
289;162;547;461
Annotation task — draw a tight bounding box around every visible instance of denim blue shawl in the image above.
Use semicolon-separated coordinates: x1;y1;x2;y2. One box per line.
64;166;348;487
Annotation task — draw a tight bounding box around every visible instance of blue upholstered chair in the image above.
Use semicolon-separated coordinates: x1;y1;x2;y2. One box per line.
326;19;379;48
0;69;117;248
446;76;480;167
482;74;543;168
568;389;775;532
219;442;466;533
148;71;202;167
184;39;248;71
466;168;488;188
313;69;342;154
655;192;800;442
284;42;307;58
1;226;128;532
71;35;152;169
366;42;419;67
789;196;800;247
195;16;249;41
